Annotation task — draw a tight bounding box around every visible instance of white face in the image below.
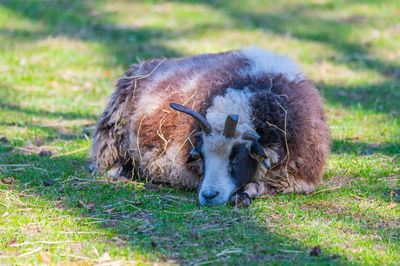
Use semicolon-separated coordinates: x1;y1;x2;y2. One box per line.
196;132;266;205
199;148;237;205
198;134;248;205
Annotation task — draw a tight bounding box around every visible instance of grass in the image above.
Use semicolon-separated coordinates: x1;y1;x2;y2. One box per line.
0;0;399;264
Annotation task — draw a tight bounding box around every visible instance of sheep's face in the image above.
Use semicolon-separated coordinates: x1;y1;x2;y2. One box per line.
189;134;269;205
169;103;270;205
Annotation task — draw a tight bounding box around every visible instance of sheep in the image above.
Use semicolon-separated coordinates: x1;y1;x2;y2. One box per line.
91;46;330;206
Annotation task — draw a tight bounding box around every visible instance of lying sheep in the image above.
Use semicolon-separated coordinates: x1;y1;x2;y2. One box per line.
91;46;330;206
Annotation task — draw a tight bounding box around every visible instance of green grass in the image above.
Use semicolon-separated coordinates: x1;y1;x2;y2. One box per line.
0;0;399;264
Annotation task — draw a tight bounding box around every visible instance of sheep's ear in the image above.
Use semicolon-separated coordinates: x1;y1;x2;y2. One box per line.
186;145;201;163
250;141;271;170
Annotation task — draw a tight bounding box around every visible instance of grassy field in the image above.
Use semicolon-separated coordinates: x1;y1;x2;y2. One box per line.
0;0;399;264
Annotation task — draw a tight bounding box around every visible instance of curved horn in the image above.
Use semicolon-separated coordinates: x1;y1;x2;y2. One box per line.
169;103;212;135
223;114;238;138
242;131;260;141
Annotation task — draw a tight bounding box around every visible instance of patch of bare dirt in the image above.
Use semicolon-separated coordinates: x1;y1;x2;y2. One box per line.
5;237;18;247
14;142;61;156
335;90;362;100
388;24;400;33
300;201;353;217
143;183;161;192
39;252;51;263
383;187;400;203
363;219;400;232
68;242;84;253
309;245;322;256
39;150;52;157
1;177;17;184
321;175;355;187
337;15;366;24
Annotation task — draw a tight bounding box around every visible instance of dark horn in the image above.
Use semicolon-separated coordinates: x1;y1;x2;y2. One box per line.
223;114;239;138
169;103;212;135
242;131;259;141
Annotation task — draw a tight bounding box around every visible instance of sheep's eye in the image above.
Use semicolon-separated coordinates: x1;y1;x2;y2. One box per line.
186;144;202;163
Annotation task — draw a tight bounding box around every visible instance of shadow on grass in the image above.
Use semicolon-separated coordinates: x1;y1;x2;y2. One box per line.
0;101;98;121
0;100;96;143
0;120;92;143
332;139;400;156
0;144;346;264
2;0;400;116
165;0;400;114
293;188;400;250
168;0;399;73
318;81;400;115
0;0;181;67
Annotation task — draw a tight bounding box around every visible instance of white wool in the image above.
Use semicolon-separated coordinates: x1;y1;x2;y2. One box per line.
240;45;304;81
180;74;200;95
134;63;200;120
137;90;165;115
206;88;254;136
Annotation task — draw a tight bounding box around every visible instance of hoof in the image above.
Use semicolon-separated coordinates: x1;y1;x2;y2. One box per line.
87;163;96;174
231;192;252;208
108;165;122;179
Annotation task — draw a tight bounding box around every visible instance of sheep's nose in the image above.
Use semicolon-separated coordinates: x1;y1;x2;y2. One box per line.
202;189;219;200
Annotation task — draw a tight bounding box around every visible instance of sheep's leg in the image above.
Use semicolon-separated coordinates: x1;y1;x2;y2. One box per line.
108;164;123;179
243;181;266;198
231;181;265;207
119;158;134;179
107;158;134;180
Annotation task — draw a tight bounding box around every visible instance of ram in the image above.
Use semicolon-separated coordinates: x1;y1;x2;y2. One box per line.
91;46;330;206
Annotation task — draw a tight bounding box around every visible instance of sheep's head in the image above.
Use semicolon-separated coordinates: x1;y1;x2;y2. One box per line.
170;103;270;205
